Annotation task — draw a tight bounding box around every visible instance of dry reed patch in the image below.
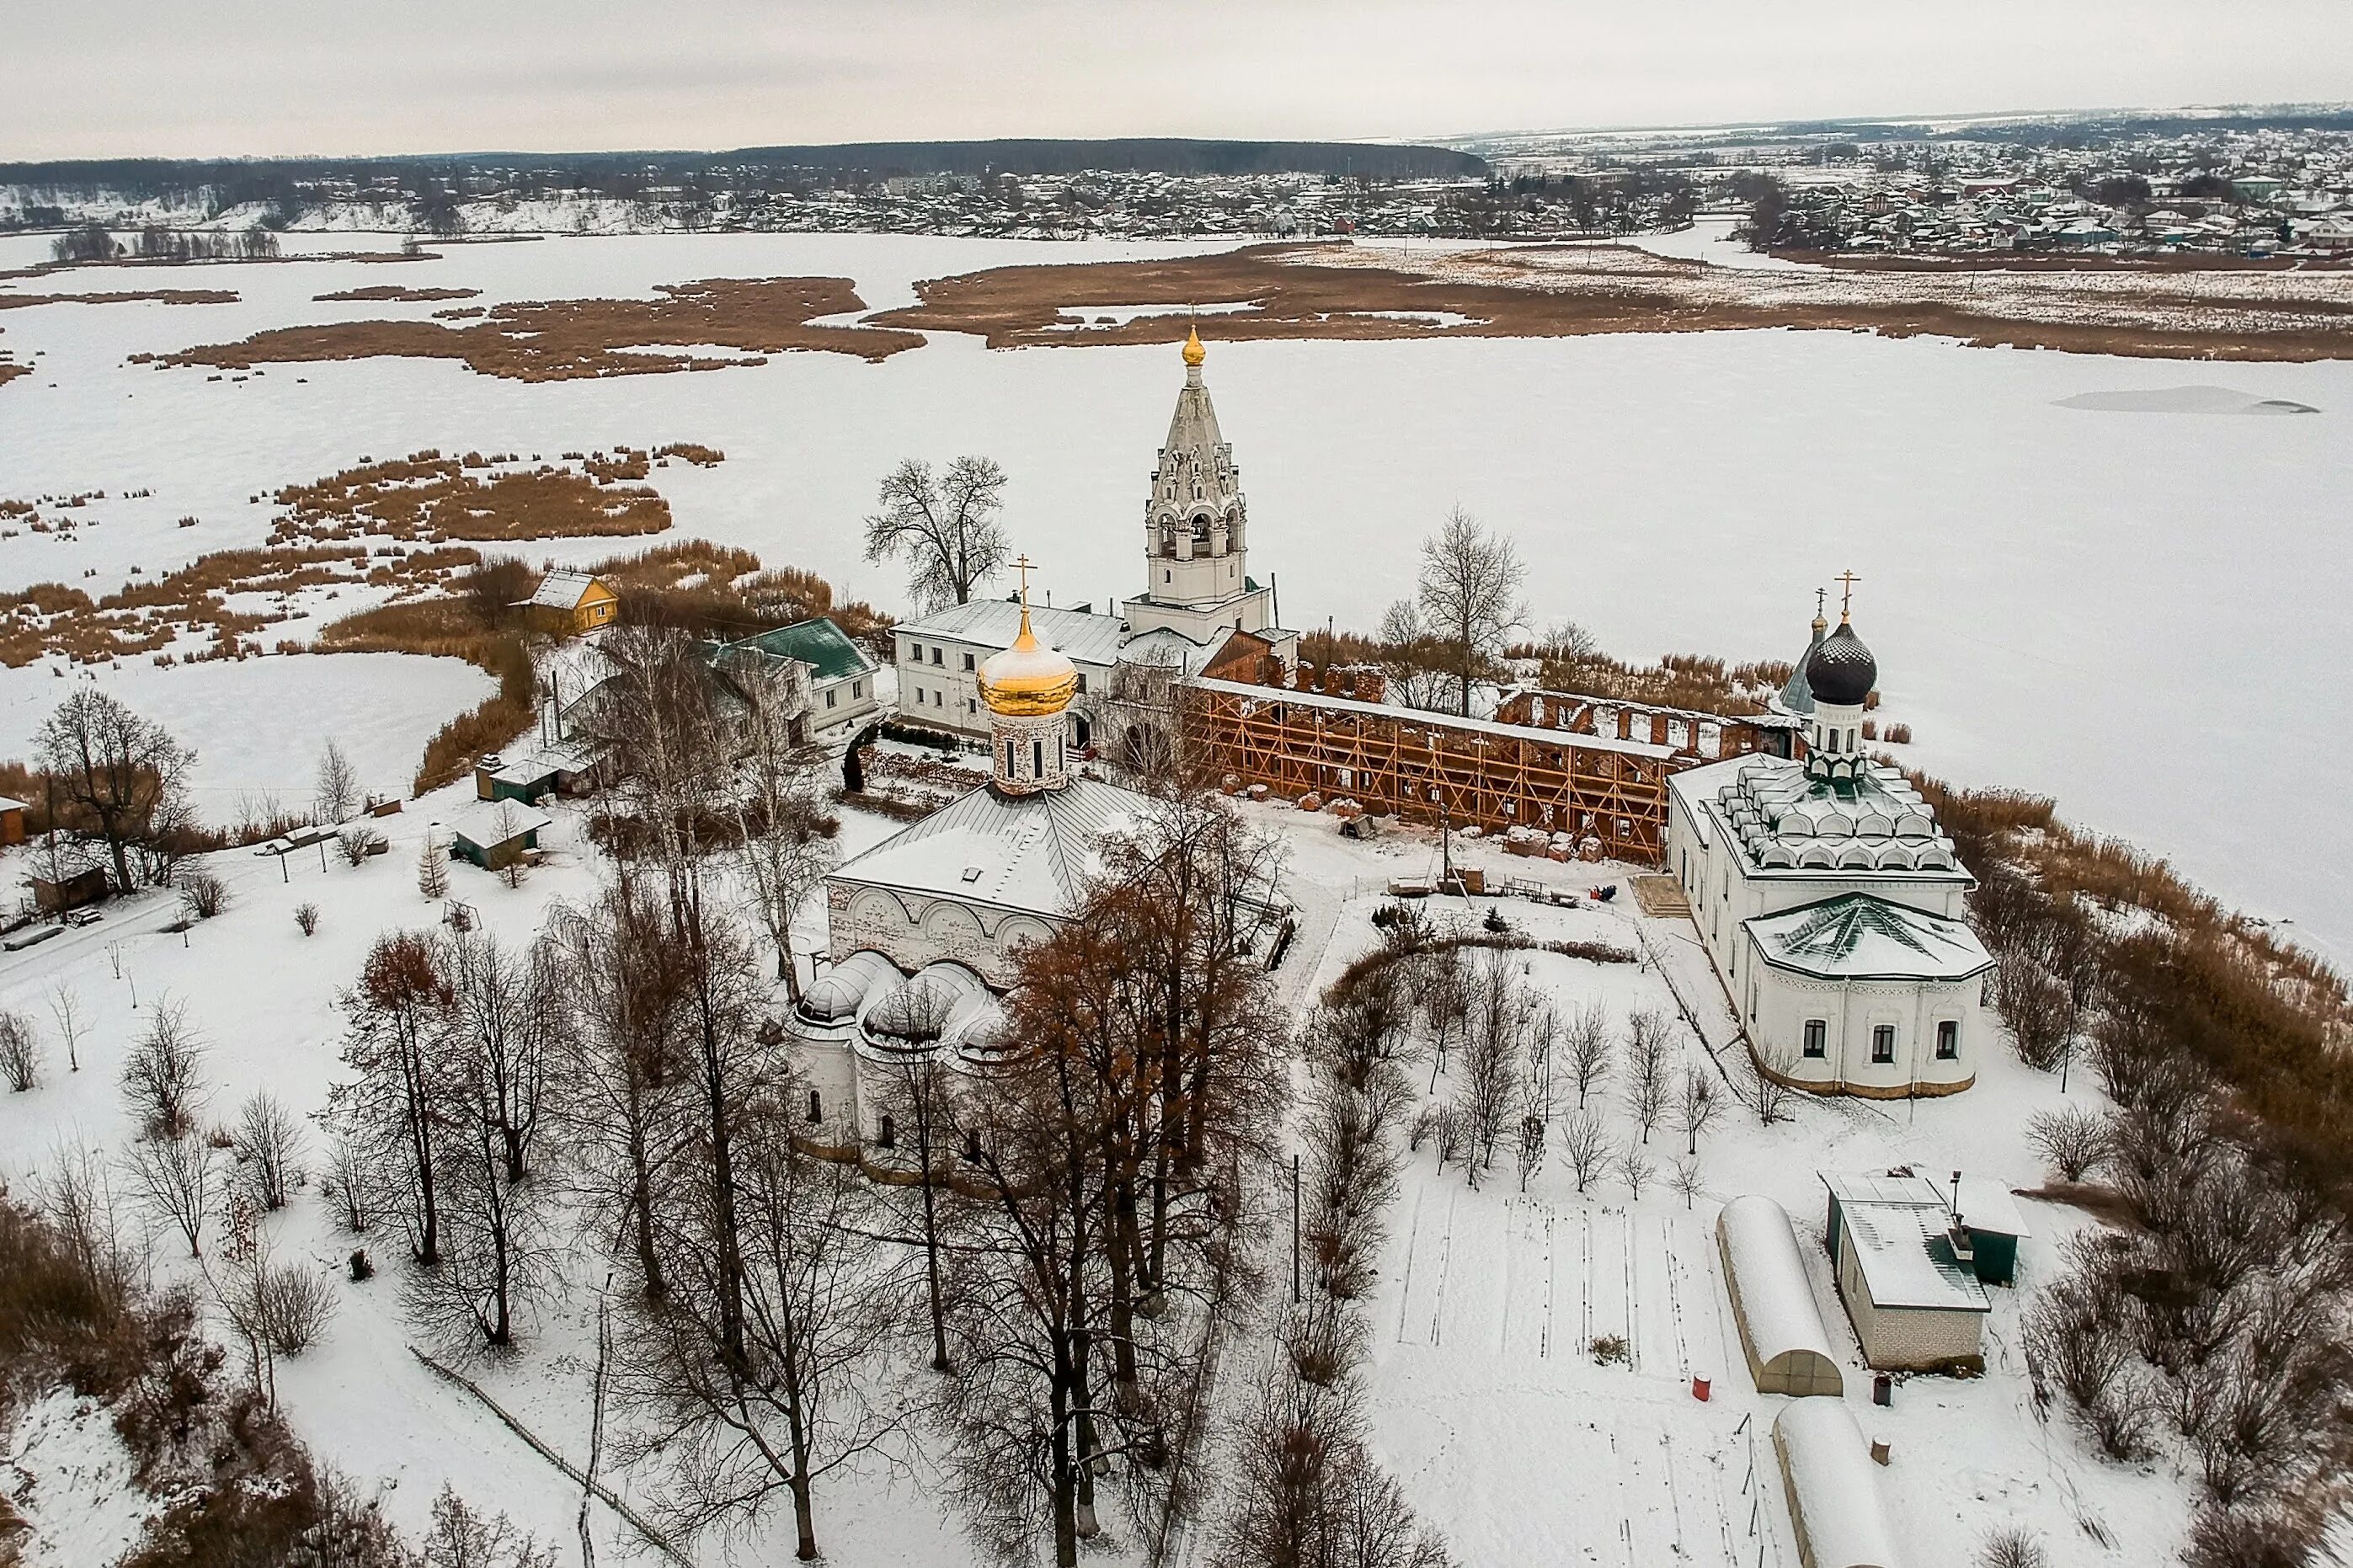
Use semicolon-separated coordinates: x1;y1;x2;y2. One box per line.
587;537;893;643
0;287;238;311
142;275;923;381
0;356;25;389
873;242;2353;362
312;285;480;302
269;450;683;544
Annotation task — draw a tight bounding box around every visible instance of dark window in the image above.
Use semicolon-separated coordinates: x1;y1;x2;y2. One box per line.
1803;1020;1827;1059
807;1090;823;1123
1075;673;1087;695
825;689;838;709
963;652;975;671
908;642;920;662
878;1115;895;1149
931;648;944;666
1872;1025;1896;1064
1005;740;1016;776
964;1129;983;1161
1935;1020;1959;1060
1032;739;1045;777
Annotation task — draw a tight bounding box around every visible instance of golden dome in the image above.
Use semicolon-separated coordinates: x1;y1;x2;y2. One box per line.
1182;324;1206;367
978;601;1078;717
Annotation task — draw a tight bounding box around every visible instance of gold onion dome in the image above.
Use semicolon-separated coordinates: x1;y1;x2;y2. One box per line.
978;600;1078;717
1182;324;1206;367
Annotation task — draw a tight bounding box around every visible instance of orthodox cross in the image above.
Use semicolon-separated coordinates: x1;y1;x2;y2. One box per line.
1814;585;1828;621
1013;553;1034;606
1835;569;1861;621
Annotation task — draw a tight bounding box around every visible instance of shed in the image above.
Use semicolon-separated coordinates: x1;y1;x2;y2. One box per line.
475;748;591;804
1821;1172;1990;1373
0;796;25;847
1716;1195;1844;1396
30;864;108;913
446;801;553;872
1773;1400;1902;1568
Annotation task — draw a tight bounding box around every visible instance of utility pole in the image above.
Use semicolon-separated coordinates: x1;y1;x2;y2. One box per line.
1290;1153;1302;1303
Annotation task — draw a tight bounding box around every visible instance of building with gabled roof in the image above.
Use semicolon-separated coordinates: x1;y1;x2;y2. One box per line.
724;616;880;739
523;569;618;635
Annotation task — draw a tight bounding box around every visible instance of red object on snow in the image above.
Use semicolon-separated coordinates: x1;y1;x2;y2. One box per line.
1691;1376;1712;1402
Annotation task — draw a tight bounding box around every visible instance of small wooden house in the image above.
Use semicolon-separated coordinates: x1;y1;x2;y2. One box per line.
0;797;25;847
31;865;108;913
525;570;619;636
474;748;590;804
446;801;553;872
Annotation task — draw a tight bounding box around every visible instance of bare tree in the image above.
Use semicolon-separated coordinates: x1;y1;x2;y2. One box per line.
444;930;558;1184
33;1139;134;1306
236;1090;307;1210
1978;1525;2051;1568
178;866;229;920
421;1484;558;1568
1749;1038;1797;1124
1561;1112;1609;1193
339;824;385;867
1453;952;1524;1183
734;660;837;1000
36;686;195;892
418;831;451;901
867;995;964;1372
125;1131;215;1256
862;455;1011;609
1302;1071;1407;1300
1673;1068;1721;1156
618;1079;901;1561
329;931;456;1266
315;739;361;824
1373;600;1455;713
0;1011;40;1092
2027;1105;2112;1183
1671;1156;1705;1210
296;901;322;936
407;1032;557;1353
1618;1144;1656;1202
1564;1003;1612;1110
45;983;83;1074
1622;1009;1671;1144
1415;504;1525;717
121;999;208;1139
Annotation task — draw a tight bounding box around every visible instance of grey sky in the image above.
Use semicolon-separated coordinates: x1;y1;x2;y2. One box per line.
9;0;2352;161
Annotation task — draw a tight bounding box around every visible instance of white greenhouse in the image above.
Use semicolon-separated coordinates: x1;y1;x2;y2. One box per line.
1716;1194;1845;1396
1774;1399;1902;1568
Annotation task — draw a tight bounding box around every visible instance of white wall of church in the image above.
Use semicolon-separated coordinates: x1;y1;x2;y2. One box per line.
824;883;1054;990
1737;965;1984;1096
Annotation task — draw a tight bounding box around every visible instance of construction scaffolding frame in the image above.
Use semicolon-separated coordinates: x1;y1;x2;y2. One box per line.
1179;677;1675;862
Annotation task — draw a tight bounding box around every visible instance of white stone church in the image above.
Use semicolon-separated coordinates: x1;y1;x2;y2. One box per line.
888;328;1297;745
1666;598;1994;1097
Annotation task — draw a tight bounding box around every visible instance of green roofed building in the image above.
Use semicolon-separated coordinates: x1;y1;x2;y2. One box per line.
722;617;881;740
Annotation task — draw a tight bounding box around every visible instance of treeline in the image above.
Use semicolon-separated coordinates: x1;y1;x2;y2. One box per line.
51;221;279;262
1925;776;2353;1566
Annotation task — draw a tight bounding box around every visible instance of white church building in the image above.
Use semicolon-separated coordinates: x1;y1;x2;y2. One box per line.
1665;596;1994;1098
888;327;1295;744
790;571;1147;1169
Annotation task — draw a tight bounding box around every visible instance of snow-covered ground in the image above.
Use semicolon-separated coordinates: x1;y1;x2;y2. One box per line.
0;786;2183;1568
0;230;2345;966
0;652;493;817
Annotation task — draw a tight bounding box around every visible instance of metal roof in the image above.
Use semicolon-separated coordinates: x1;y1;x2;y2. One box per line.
896;598;1131;668
1745;893;1993;983
446;798;554;847
1838;1202;1989;1315
730;616;876;683
829;776;1143;921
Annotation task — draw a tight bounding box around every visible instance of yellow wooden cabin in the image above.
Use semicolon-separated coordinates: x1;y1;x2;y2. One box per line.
526;569;619;635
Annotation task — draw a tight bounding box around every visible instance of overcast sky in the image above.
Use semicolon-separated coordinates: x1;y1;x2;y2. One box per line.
10;0;2353;161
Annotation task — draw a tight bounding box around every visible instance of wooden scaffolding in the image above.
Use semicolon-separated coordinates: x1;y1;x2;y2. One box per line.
1179;677;1674;861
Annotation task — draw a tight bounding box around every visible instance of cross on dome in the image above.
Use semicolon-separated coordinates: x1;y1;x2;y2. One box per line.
1836;569;1862;623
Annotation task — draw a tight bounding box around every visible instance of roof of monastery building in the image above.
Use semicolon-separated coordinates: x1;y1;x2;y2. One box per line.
1674;753;1970;881
829;772;1141;920
896;597;1133;666
1746;893;1993;983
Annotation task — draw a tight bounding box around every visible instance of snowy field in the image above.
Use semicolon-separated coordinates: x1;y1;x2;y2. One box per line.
0;231;2347;965
0;653;493;815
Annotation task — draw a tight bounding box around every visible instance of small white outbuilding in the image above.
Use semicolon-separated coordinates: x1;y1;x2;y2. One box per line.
1774;1399;1902;1568
1716;1194;1844;1396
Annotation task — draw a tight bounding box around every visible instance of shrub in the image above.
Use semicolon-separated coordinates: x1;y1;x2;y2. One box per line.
1979;1526;2049;1568
1590;1334;1629;1366
177;867;228;920
2026;1105;2111;1182
294;901;320;936
0;1012;40;1092
336;824;383;867
259;1261;337;1354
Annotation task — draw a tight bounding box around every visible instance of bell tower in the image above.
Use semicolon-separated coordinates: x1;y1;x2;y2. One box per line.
1126;328;1280;646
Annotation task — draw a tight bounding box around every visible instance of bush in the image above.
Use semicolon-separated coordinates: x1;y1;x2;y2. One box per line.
177;867;229;920
2025;1105;2111;1182
294;902;320;936
1979;1526;2049;1568
0;1011;40;1093
1590;1334;1629;1366
260;1261;338;1354
337;824;383;867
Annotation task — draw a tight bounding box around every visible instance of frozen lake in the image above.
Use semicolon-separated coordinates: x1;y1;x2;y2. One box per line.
1;232;2347;962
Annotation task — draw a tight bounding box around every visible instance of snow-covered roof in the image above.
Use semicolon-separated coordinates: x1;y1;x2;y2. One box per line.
1955;1175;2030;1240
529;568;606;611
898;599;1130;669
829;776;1143;921
1774;1400;1904;1568
730;616;877;684
0;797;26;813
1823;1169;2028;1242
1670;755;1971;883
1121;624;1234;673
486;748;590;786
446;798;554;848
1838;1200;1989;1315
1185;677;1678;761
1744;893;1993;983
1716;1195;1842;1371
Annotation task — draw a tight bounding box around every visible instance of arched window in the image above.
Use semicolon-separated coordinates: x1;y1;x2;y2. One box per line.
1935;1020;1960;1059
807;1090;824;1123
878;1114;896;1149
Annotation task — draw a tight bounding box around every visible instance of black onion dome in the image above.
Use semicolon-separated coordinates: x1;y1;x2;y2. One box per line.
1804;622;1877;707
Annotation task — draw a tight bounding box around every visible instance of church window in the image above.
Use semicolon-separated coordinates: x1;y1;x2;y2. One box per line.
807;1090;824;1123
907;641;920;661
1032;739;1045;777
1006;740;1016;776
1803;1020;1827;1058
1871;1026;1897;1064
963;652;975;671
1165;571;1172;584
1075;673;1087;694
878;1115;896;1149
1935;1020;1959;1059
